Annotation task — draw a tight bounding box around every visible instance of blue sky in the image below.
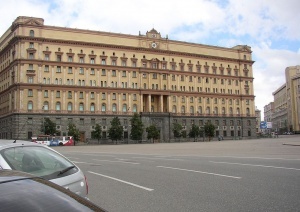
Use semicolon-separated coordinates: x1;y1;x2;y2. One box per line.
1;0;300;114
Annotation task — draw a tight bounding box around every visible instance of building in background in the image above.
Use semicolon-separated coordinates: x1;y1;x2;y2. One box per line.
272;84;288;134
255;107;262;135
0;16;256;142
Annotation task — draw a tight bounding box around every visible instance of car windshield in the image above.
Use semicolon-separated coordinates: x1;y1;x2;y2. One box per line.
0;146;78;180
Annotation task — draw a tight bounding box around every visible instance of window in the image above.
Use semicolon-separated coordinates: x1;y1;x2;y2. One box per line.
91;68;95;75
57;55;61;62
112;103;117;112
90;103;95;112
56;91;60;98
79;92;84;99
102;69;106;76
101;59;106;65
79;103;84;111
112;70;116;77
28;89;33;97
80;118;84;125
79;67;84;74
122;71;126;77
43;102;49;111
133;104;137;112
122;61;126;66
112;60;116;66
29;30;34;37
153;73;157;79
91;92;95;99
68;67;72;74
44;90;48;98
102;93;106;100
29;53;34;59
122;104;127;112
56;102;61;111
68;56;73;62
90;58;95;64
122;94;126;100
79;57;84;63
68;91;72;98
27;76;33;83
67;102;72;111
101;103;106;111
56;66;61;73
132;71;137;78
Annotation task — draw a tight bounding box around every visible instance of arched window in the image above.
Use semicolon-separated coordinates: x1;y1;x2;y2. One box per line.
55;78;58;84
133;104;137;112
43;102;49;110
206;107;210;114
236;107;240;115
59;78;62;85
172;105;177;113
246;108;250;116
229;107;233;115
82;80;85;86
122;104;127;112
214;107;218;115
90;103;95;112
78;80;81;86
102;103;106;112
29;30;34;37
67;102;72;111
43;78;46;84
56;102;61;111
112;103;117;112
79;103;84;111
181;106;185;113
190;106;194;114
198;106;202;114
222;107;226;114
47;78;50;84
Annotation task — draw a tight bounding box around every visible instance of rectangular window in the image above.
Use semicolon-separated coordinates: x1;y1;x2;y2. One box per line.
101;59;106;65
189;76;193;82
91;92;95;99
79;57;84;63
163;74;167;80
28;89;33;97
102;69;106;76
79;67;84;74
132;71;136;78
55;91;60;98
68;91;72;98
132;61;136;67
122;61;126;66
142;73;147;78
122;71;126;77
112;70;116;77
45;54;49;61
28;76;33;83
90;58;95;64
102;93;106;100
112;60;116;66
112;93;116;100
57;66;61;73
153;73;157;79
57;55;61;62
90;68;95;75
133;94;137;101
44;90;48;98
79;92;84;99
68;67;72;74
68;56;73;62
122;94;126;100
29;53;34;59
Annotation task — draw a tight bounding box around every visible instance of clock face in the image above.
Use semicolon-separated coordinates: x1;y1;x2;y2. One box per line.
151;42;157;48
152;34;156;38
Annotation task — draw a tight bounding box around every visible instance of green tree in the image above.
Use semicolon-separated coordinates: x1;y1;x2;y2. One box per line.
189;124;200;142
41;118;57;135
130;113;144;143
173;123;182;142
67;122;80;145
146;124;160;143
204;122;216;141
91;124;102;144
108;117;123;144
182;130;187;138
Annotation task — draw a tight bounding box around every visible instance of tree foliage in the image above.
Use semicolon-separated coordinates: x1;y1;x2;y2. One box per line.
173;123;182;141
204;122;216;141
42;118;57;135
146;125;160;143
130;113;144;142
67;122;80;142
188;124;200;142
91;124;102;144
108;117;123;144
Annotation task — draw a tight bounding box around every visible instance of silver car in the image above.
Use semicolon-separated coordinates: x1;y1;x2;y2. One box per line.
0;140;88;198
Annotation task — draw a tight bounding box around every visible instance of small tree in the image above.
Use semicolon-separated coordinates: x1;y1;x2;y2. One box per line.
108;117;123;144
173;123;182;142
204;122;216;141
91;124;102;144
182;130;187;138
130;113;144;143
42;118;57;135
189;124;200;142
146;124;160;143
67;122;80;144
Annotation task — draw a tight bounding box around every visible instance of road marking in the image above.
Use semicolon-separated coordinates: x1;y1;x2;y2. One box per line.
88;171;153;191
67;157;80;159
157;166;241;179
93;159;140;165
133;157;184;161
196;156;300;161
72;161;102;166
210;161;300;171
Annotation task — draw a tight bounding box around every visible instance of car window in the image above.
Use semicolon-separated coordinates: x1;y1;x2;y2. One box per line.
0;146;78;180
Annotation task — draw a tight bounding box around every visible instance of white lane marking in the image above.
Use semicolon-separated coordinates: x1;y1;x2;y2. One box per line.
157;166;241;179
210;161;300;171
72;161;102;166
88;171;153;191
93;159;140;165
132;157;184;161
67;157;80;159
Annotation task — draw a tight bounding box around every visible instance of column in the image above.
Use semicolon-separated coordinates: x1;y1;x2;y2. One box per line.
160;95;163;112
140;94;143;112
148;94;151;112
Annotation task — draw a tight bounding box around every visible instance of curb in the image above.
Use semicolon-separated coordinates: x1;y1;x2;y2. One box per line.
282;143;300;146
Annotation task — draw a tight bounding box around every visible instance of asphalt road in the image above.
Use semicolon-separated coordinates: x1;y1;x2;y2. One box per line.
54;135;300;212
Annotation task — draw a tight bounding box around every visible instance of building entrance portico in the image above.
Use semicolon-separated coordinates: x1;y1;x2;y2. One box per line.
141;94;169;113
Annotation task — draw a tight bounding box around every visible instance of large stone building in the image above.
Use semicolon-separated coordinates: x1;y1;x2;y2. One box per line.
272;84;288;133
0;16;256;142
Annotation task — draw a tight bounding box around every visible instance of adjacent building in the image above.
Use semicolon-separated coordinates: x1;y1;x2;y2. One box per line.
0;16;256;142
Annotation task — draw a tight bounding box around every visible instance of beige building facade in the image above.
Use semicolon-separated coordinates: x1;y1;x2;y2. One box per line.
0;16;256;142
272;84;288;133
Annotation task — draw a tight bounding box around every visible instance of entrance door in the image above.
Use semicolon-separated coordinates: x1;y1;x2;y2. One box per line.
80;132;85;142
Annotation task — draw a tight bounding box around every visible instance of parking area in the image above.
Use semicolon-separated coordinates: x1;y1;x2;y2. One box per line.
54;136;300;212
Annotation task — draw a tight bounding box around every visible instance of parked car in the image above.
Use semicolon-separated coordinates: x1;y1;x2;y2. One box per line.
32;135;74;146
0;169;106;212
0;140;87;198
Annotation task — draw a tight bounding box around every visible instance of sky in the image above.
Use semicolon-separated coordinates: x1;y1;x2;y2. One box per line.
1;0;300;113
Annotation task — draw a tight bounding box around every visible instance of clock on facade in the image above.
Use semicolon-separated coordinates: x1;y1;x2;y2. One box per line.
151;42;157;48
